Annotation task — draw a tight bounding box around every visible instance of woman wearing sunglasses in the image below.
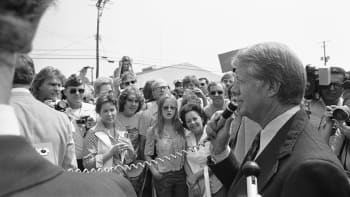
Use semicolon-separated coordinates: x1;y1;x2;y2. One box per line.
144;95;188;197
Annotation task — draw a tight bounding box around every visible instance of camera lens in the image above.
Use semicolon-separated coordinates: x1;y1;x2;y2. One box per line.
333;108;349;121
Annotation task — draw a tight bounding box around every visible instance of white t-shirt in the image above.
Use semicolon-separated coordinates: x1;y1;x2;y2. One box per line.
66;102;96;159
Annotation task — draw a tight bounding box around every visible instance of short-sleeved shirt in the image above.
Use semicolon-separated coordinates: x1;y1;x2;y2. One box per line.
115;112;142;158
66;102;97;159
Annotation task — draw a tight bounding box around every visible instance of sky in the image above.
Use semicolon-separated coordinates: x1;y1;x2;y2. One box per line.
31;0;350;81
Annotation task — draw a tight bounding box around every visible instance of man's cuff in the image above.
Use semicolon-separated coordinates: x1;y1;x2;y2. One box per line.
210;146;230;164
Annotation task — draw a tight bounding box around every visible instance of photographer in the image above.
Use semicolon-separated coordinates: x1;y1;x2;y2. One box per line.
306;67;346;143
63;74;97;170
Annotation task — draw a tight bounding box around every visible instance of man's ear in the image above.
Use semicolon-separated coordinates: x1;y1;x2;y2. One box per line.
266;81;281;97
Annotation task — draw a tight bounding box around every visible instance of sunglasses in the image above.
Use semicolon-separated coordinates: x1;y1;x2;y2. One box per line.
163;105;177;110
124;80;136;86
321;82;343;89
69;88;85;94
210;90;224;96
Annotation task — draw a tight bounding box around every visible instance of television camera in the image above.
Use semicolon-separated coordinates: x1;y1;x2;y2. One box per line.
305;65;350;121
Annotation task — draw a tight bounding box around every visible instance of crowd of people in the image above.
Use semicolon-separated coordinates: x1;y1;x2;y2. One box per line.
1;1;350;197
9;51;237;197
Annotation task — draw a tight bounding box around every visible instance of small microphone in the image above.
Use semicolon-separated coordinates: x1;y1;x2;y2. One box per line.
216;102;237;130
221;102;237;119
203;102;237;142
214;101;237;131
242;161;260;197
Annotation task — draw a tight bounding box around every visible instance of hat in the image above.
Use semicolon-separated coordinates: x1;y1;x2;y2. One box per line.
65;74;83;87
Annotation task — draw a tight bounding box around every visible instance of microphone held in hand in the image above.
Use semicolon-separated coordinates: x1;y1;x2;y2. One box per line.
204;102;237;142
215;102;237;132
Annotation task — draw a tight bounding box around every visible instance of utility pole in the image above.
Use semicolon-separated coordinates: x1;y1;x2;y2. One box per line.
95;0;109;78
320;40;330;66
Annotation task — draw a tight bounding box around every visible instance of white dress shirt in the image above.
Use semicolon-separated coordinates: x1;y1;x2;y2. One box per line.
0;104;20;135
256;105;300;157
213;105;300;163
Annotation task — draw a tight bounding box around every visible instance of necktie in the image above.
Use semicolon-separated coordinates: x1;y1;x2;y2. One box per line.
241;131;261;166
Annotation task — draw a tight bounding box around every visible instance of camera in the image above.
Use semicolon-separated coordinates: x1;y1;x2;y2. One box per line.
332;106;350;121
76;115;90;125
44;100;69;112
305;65;331;100
54;100;69;112
305;66;350;100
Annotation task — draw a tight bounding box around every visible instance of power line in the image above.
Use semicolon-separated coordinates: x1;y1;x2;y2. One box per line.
33;35;94;56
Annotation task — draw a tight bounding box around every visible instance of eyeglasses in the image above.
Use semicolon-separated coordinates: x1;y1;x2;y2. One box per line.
321;82;343;89
210;90;224;96
123;80;136;86
162;105;177;110
154;86;169;91
69;88;85;94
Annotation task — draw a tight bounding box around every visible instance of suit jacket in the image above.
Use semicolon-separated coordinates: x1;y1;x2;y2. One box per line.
0;135;137;197
209;109;350;197
10;89;76;169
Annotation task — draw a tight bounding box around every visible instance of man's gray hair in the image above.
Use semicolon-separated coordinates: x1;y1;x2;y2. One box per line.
233;42;306;105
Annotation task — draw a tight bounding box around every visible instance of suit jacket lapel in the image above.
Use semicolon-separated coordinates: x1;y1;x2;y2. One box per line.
257;109;307;192
228;110;308;195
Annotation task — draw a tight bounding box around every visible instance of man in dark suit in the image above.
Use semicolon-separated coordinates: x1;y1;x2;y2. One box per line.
206;42;350;197
0;1;136;196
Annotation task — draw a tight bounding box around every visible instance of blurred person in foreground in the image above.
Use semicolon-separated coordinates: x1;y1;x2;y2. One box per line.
206;42;350;197
0;1;136;196
10;54;77;170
